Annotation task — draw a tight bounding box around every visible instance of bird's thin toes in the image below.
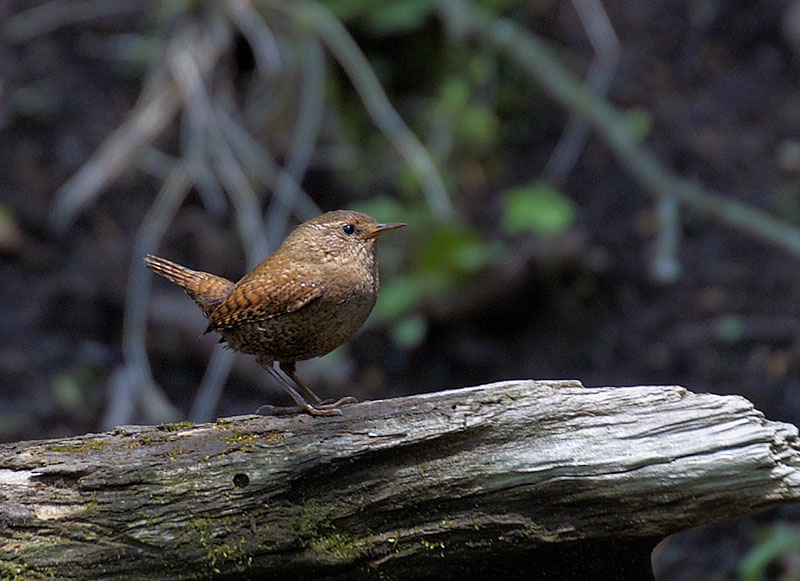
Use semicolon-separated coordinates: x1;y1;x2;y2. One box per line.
255;403;347;417
316;396;358;408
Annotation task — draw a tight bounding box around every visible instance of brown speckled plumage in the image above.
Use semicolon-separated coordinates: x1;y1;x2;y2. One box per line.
144;210;405;416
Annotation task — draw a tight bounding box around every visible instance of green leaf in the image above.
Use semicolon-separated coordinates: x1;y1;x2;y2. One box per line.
352;196;407;225
624;108;653;141
440;77;470;112
152;0;197;24
391;315;428;349
51;373;84;411
364;0;436;34
0;203;21;252
739;524;800;581
0;413;22;439
322;0;375;21
716;315;744;344
420;225;505;278
375;275;427;319
468;55;492;84
503;183;576;237
459;105;497;147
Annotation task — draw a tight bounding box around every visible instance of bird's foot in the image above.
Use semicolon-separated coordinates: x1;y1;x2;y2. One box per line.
317;396;359;407
256;396;357;417
256;404;341;416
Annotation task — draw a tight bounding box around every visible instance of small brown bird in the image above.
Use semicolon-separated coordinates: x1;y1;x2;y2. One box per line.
144;210;405;416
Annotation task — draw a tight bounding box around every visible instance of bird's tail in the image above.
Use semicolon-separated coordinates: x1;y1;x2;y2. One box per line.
144;254;234;318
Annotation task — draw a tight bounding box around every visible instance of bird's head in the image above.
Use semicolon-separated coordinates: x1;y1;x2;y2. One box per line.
282;210;405;264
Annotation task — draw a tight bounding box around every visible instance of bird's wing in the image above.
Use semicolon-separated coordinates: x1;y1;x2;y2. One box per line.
206;263;324;331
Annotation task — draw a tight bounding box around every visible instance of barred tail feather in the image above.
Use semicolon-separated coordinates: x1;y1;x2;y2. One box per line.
144;254;234;318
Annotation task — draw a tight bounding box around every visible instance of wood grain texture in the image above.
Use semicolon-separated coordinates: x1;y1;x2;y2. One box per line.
1;380;798;579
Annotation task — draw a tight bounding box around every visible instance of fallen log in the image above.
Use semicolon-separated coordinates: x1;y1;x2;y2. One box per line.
1;380;798;579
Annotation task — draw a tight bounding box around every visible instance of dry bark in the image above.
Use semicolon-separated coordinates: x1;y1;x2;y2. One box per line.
1;379;798;580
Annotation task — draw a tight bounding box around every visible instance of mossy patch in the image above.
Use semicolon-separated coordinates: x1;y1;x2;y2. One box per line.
298;500;334;537
221;430;258;448
298;500;372;563
261;430;286;444
190;516;253;576
309;532;369;561
158;421;196;432
47;439;109;454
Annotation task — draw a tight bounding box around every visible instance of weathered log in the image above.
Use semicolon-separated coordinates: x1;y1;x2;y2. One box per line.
1;380;798;580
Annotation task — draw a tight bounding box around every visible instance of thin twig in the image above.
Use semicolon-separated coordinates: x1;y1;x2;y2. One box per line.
180;107;229;216
217;106;321;220
49;15;230;231
165;10;297;416
444;0;800;259
224;0;283;73
650;196;681;283
135;147;180;181
208;109;270;266
189;347;236;422
107;164;192;428
5;0;153;44
543;0;619;185
265;33;326;249
550;1;680;283
49;68;180;231
274;0;454;221
167;17;268;266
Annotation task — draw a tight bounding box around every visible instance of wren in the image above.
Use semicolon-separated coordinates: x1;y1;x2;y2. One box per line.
144;210;405;416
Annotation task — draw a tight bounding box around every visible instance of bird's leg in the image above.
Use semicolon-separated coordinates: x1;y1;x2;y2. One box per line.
257;365;342;416
254;358;354;416
278;361;324;404
279;361;358;410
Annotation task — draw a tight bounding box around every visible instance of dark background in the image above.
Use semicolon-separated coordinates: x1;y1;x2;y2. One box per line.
3;1;800;578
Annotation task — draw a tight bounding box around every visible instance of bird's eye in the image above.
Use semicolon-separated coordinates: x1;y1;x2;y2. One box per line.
342;224;355;235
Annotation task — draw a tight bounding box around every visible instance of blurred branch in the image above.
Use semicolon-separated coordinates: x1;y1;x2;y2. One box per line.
179;108;230;217
223;0;283;73
49;64;180;231
650;196;682;283
44;9;237;424
216;106;321;221
442;0;800;259
543;0;619;186
108;164;193;428
189;346;236;422
272;0;454;221
166;25;268;265
264;34;326;249
4;0;152;44
548;0;682;285
49;14;231;231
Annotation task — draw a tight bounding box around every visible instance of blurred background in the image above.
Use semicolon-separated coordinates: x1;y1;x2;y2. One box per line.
3;0;800;578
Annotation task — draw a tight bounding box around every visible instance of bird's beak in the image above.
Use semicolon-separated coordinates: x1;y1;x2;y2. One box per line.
365;222;406;239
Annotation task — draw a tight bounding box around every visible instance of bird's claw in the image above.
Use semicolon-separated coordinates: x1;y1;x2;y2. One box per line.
256;397;357;417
